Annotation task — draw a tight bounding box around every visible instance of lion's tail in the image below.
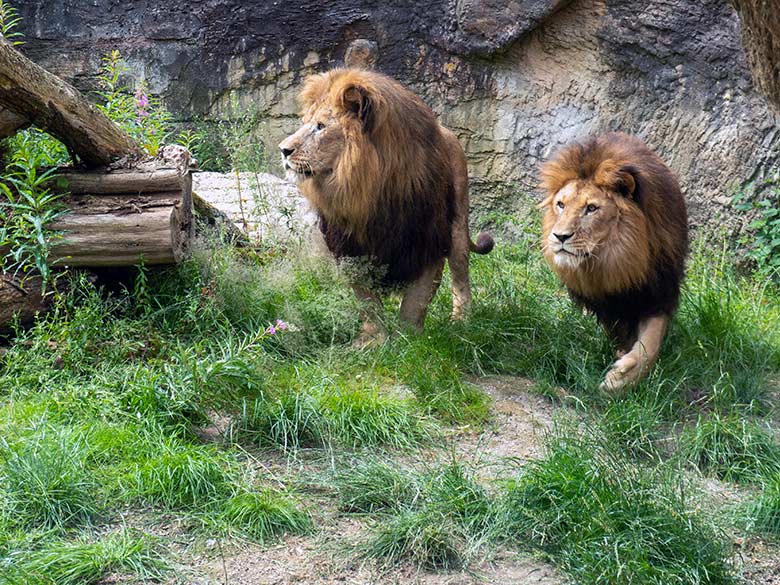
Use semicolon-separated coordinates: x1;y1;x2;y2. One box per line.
470;232;495;254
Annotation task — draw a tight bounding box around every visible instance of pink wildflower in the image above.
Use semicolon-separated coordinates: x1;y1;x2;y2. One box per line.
275;319;288;331
134;88;150;122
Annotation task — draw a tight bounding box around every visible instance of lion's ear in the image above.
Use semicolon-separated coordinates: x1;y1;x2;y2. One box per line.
340;84;375;132
595;160;638;200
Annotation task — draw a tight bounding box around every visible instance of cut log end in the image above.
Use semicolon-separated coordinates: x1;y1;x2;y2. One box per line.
0;275;47;332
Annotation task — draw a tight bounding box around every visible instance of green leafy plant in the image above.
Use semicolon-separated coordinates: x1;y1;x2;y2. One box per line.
95;50;172;156
0;160;64;283
0;0;23;45
733;173;780;277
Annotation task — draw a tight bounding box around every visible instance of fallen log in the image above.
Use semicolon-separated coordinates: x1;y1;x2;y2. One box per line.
0;274;47;331
49;156;194;267
0;37;142;166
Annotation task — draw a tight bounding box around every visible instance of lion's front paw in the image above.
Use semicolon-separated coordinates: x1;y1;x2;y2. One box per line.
352;322;388;349
450;307;469;322
600;353;642;392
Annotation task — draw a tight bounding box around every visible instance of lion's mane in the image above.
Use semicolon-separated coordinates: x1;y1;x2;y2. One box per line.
298;69;458;286
540;133;689;345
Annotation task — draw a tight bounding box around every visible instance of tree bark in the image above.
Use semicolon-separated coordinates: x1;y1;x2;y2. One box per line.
0;274;47;331
0;107;27;139
731;0;780;108
48;164;194;267
0;37;142;166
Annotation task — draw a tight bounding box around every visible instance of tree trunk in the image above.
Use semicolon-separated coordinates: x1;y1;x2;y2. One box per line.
731;0;780;108
0;37;142;166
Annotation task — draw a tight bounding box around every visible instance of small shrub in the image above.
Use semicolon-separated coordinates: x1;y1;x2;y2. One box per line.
733;173;780;278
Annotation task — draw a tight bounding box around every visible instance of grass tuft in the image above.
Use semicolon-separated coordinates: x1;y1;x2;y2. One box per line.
0;425;99;530
362;508;463;571
331;458;418;513
742;472;780;537
679;413;780;483
207;489;312;543
121;441;230;508
2;532;165;585
495;431;736;584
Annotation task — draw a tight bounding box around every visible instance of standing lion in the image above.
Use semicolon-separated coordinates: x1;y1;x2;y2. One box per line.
279;68;493;346
539;133;689;390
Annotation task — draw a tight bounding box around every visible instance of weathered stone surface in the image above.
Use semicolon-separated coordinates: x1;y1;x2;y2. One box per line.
192;171;317;244
15;0;780;236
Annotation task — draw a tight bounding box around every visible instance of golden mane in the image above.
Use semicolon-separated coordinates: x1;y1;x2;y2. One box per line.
539;133;688;302
297;69;452;240
538;133;689;389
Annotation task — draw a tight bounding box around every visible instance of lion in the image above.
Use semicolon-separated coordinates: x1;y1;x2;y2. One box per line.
538;132;689;390
279;68;494;346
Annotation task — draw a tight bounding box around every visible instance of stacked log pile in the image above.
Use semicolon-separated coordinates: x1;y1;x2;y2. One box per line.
0;36;194;329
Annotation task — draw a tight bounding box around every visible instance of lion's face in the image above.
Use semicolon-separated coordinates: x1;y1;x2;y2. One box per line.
279;104;347;184
279;72;378;192
539;157;652;297
542;180;622;269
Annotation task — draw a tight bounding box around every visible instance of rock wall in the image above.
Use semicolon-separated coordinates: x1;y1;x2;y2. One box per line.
16;0;780;234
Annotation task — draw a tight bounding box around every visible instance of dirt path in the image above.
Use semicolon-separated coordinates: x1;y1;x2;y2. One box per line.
182;376;567;585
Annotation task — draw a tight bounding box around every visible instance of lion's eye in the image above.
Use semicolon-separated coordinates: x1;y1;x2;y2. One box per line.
316;122;325;131
586;204;598;214
556;201;565;210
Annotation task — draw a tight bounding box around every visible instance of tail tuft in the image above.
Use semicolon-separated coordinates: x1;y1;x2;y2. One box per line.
470;232;494;254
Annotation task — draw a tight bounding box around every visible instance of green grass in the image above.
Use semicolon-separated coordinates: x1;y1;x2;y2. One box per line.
495;430;736;584
330;458;419;513
679;413;780;483
1;532;165;585
0;235;779;582
742;472;780;537
331;457;493;569
232;366;433;450
0;424;99;530
121;441;231;509
205;489;312;543
362;507;464;570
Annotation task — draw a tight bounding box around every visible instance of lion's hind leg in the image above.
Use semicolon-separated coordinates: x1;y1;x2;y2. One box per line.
601;314;668;391
399;259;445;331
449;221;472;321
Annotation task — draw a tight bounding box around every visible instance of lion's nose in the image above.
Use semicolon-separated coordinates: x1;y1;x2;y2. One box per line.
280;147;295;158
554;232;573;243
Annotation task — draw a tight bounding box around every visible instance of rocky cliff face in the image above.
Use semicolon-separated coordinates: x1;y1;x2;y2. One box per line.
16;0;780;233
